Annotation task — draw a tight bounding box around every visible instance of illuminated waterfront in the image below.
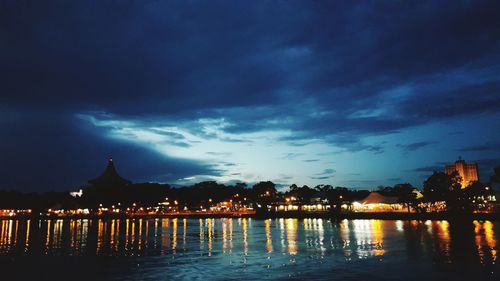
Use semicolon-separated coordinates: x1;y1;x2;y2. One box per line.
0;218;498;280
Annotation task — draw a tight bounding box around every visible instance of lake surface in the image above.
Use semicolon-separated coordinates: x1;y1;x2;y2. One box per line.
0;218;498;280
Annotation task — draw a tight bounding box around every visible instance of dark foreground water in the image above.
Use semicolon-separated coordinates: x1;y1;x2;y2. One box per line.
0;218;498;280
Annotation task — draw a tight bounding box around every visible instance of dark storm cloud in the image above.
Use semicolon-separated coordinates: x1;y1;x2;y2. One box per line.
1;1;500;190
0;112;217;191
399;81;500;120
2;1;499;118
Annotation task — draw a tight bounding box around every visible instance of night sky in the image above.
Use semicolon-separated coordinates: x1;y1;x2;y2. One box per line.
1;1;499;192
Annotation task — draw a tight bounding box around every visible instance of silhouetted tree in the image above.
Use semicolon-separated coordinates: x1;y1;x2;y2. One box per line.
252;181;276;197
391;183;419;212
286;184;316;205
490;165;500;183
252;181;276;211
423;171;468;212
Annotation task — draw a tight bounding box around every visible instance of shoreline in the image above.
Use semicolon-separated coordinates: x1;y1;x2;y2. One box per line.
1;211;498;221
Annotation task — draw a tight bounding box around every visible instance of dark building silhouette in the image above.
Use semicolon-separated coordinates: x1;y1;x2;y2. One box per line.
88;158;131;188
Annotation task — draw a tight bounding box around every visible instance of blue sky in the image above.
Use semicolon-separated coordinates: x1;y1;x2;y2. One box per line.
1;1;499;191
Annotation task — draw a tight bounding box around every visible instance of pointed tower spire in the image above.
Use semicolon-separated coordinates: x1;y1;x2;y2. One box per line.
88;157;131;187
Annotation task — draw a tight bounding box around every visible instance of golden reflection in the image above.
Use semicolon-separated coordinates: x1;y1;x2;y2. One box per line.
70;220;76;249
372;220;385;256
425;220;433;235
14;220;19;246
162;218;170;249
207;218;213;255
351;220;386;257
317;219;325;252
242;218;248;255
138;219;143;251
285;218;298;255
279;218;286;251
131;219;136;246
434;221;450;257
484;221;497;262
53;219;63;249
125;219;130;249
4;220;9;245
25;219;30;251
0;221;3;245
222;219;228;253
395;220;404;232
4;220;9;246
154;219;159;238
4;217;494;266
484;221;497;263
145;219;149;242
475;221;498;263
265;219;273;253
303;218;310;231
109;220;116;247
474;221;484;261
339;219;350;251
0;220;5;246
353;220;369;246
115;219;120;251
172;218;177;251
199;218;204;250
484;221;497;248
229;218;233;252
7;220;14;245
97;219;104;254
183;218;187;249
45;220;51;249
81;219;88;251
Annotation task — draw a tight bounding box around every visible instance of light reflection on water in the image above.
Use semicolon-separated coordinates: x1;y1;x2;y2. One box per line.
0;218;498;280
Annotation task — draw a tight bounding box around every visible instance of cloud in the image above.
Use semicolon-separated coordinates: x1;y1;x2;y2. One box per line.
206;152;233;157
1;2;500;190
309;176;333;180
0;113;217;191
397;141;436;153
459;143;500;152
387;178;402;182
476;158;500;181
310;168;336;180
281;153;304;160
412;166;443;173
321;169;336;175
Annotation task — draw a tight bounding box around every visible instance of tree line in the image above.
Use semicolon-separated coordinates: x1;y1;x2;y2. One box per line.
0;166;498;213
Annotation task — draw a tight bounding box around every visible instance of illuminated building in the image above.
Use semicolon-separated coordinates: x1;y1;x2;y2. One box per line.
444;157;478;189
352;192;404;212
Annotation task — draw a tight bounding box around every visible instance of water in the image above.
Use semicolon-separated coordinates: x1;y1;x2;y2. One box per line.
0;218;498;280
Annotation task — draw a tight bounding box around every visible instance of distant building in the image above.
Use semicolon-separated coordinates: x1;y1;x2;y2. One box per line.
88;158;131;188
444;157;478;189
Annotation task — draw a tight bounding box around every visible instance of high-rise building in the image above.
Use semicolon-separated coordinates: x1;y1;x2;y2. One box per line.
444;157;479;189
